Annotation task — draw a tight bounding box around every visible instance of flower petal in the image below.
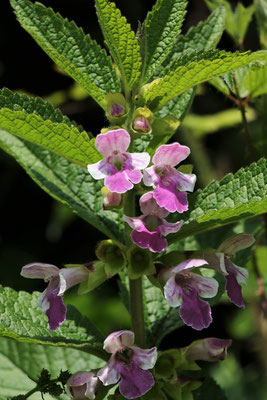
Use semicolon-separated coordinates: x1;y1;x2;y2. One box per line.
180;288;212;330
189;273;218;299
153;183;189;213
158;219;183;236
152;143;190;167
87;158;115;180
173;170;196;192
124;169;142;185
21;262;59;280
66;371;98;399
218;233;255;257
132;229;168;253
225;259;248;308
103;330;135;353
132;346;158;370
123;216;146;231
118;364;155;399
58;267;89;296
127;152;150;170
38;276;67;331
172;259;208;274
105;171;133;193
97;355;121;385
164;275;182;307
186;338;232;361
200;252;227;274
95;129;130;156
139;192;169;218
142;166;159;187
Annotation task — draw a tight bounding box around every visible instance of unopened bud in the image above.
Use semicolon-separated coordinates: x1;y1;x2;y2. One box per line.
101;187;123;210
131;106;154;135
96;240;126;277
109;103;125;117
127;245;155;279
103;93;127;123
66;371;98;399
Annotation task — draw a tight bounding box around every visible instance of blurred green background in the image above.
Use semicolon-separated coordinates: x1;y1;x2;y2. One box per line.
0;0;267;399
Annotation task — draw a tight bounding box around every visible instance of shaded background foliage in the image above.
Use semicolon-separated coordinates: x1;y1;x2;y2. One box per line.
0;0;266;399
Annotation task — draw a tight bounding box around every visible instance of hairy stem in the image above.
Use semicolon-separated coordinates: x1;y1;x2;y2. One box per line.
124;190;146;347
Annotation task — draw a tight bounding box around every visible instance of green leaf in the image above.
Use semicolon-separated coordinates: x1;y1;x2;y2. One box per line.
0;350;54;399
0;285;107;360
0;104;101;167
95;0;141;89
0;129;123;240
168;158;267;243
141;0;187;82
141;51;267;110
143;277;184;347
193;377;228;400
255;0;267;49
10;0;120;107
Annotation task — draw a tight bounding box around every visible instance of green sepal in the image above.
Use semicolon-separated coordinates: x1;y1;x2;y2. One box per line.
103;93;128;124
127;246;155;279
151;115;180;136
131;106;154;135
163;381;182;400
78;261;107;295
155;349;182;382
96;240;126;277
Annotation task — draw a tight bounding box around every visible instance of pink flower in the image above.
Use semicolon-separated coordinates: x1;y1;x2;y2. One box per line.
87;129;150;193
21;263;89;331
97;330;157;399
201;234;255;308
66;371;98;399
162;259;218;330
143;143;196;213
185;338;232;361
123;192;183;253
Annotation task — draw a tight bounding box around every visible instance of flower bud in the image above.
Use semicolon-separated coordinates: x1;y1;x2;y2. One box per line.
96;240;126;277
66;371;98;399
155;349;181;382
101;187;123;210
103;93;127;124
127;245;155;279
77;261;107;295
185;338;232;362
131;106;154;134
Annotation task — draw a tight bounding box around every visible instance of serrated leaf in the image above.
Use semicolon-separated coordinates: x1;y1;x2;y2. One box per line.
141;0;187;82
0;350;54;399
0;107;101;167
0;129;123;240
95;0;141;89
0;286;107;360
255;0;267;49
168;158;267;243
10;0;120;107
141;51;267;110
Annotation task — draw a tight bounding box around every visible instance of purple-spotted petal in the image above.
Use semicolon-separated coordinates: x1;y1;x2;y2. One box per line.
105;171;133;193
132;347;158;370
179;288;212;330
139;192;169;218
186;338;232;361
21;262;59;280
189;273;218;299
172;259;208;274
118;364;155;399
218;233;255;257
164;275;183;307
152;143;190;167
158;219;183;236
58;267;89;296
103;330;135;353
95;129;130;156
87;158;116;180
38;276;67;331
225;259;248;308
127;152;150;170
131;229;168;253
153;183;188;213
97;355;121;386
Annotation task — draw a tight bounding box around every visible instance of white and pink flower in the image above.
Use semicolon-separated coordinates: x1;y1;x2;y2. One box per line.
97;330;157;399
143;143;196;213
87;129;150;193
161;259;218;330
123;192;183;253
201;234;254;308
185;338;232;362
66;371;99;399
21;263;89;331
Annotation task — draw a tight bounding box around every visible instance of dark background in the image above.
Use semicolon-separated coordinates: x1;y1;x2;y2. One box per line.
0;1;266;398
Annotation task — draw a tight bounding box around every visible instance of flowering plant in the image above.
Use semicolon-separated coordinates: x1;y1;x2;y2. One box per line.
0;0;266;399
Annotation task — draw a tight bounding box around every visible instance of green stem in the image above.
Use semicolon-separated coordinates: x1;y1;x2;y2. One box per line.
124;190;146;348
